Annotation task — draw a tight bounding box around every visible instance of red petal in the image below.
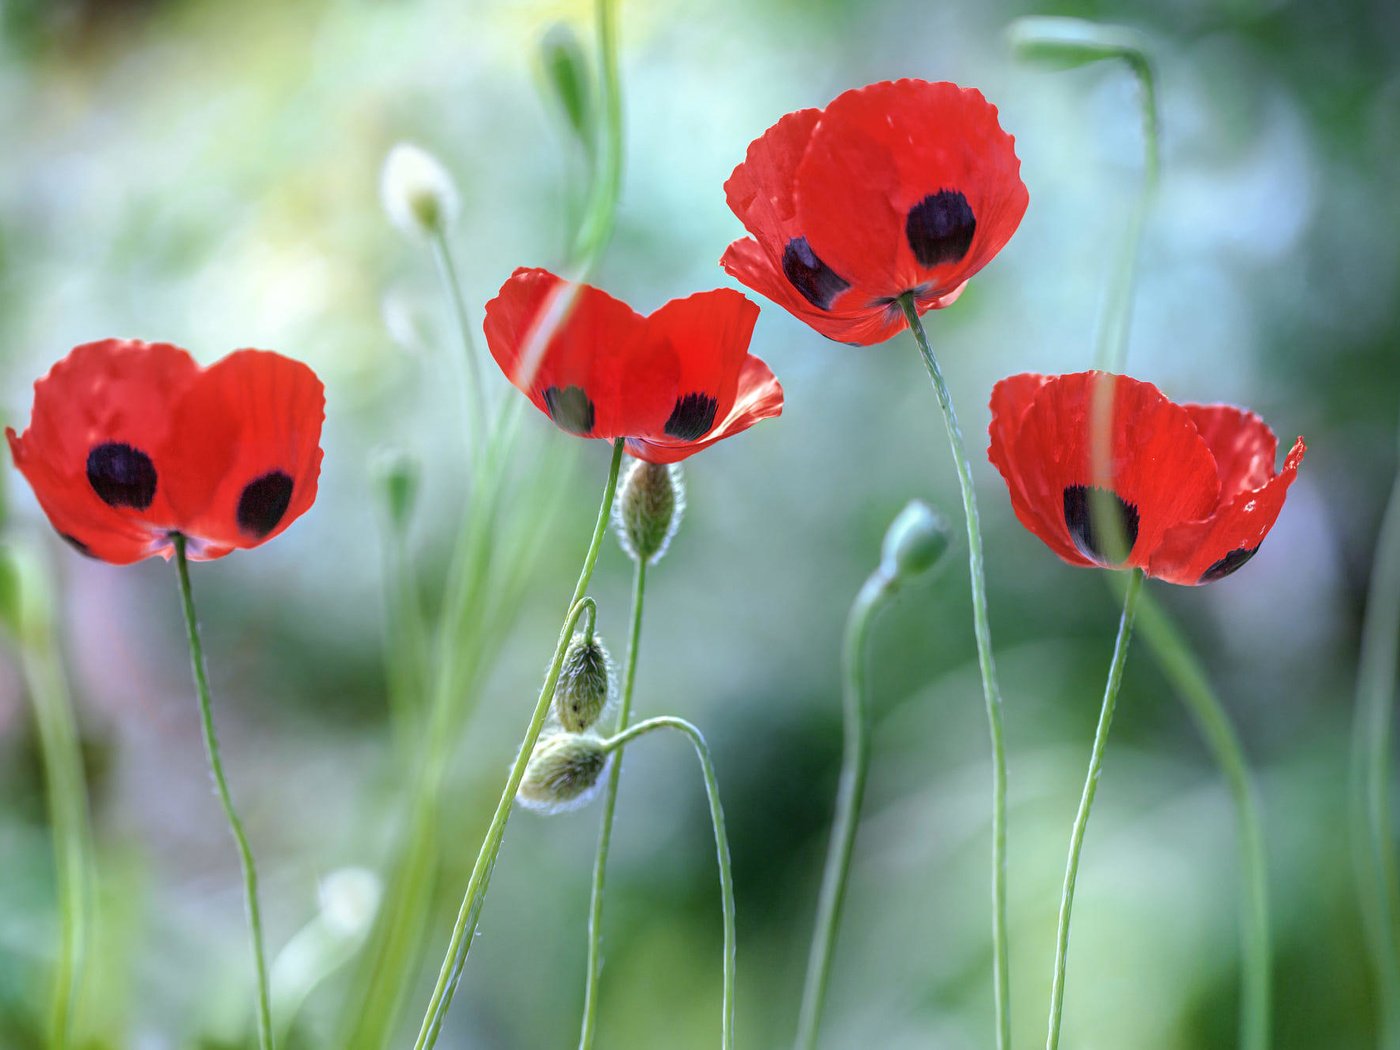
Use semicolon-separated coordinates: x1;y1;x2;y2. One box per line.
483;267;647;439
724;107;820;262
795;80;1028;306
163;350;325;554
1183;404;1278;501
1003;372;1219;570
1149;436;1305;585
626;355;783;464
7;339;201;562
638;288;758;431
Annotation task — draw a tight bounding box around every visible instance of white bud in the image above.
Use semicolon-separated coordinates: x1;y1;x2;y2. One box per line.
381;142;459;237
317;866;382;938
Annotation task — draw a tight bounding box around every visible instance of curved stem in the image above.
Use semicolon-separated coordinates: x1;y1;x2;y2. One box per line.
1045;568;1143;1050
1352;439;1400;1049
898;294;1011;1050
172;534;274;1050
794;569;894;1050
431;227;489;458
571;0;622;268
412;438;626;1050
600;716;735;1050
579;557;647;1050
1128;584;1270;1050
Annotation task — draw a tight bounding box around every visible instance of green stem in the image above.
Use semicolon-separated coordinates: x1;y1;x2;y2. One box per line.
600;715;735;1050
898;294;1011;1050
794;568;894;1050
1128;584;1270;1050
579;557;647;1050
571;0;622;268
412;438;626;1050
430;227;489;457
1045;568;1143;1050
172;534;274;1050
1351;438;1400;1050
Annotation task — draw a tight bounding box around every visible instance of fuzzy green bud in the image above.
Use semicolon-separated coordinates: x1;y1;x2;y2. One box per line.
380;142;459;238
538;23;594;149
1007;17;1146;71
554;632;613;732
879;500;952;583
518;733;610;812
614;460;684;564
369;447;419;531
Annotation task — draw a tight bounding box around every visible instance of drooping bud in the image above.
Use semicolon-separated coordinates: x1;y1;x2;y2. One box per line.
879;500;952;583
538;22;594;150
554;632;613;732
369;447;419;531
380;142;460;238
517;732;610;812
1007;17;1145;71
614;460;684;565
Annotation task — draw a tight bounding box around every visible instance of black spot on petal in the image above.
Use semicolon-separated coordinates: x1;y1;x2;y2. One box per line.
1063;485;1140;565
59;533;96;558
782;236;850;311
1199;546;1258;584
87;442;157;509
906;190;976;267
664;392;719;441
237;471;294;538
542;385;595;436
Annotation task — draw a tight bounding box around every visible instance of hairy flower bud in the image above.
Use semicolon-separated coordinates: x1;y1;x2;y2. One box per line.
518;733;610;812
554;632;613;732
380;143;459;238
879;500;952;583
614;460;684;564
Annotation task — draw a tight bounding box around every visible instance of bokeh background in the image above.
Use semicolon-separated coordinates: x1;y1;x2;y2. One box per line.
1;0;1397;1046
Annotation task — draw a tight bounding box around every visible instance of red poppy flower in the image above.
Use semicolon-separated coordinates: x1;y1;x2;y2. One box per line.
722;79;1029;347
7;339;325;565
483;267;783;463
987;371;1305;585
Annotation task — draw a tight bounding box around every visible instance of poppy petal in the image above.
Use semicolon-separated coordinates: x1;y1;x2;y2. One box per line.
483;267;649;439
1005;372;1219;569
162;350;325;554
723;107;821;266
795;80;1028;305
1183;404;1279;501
1149;437;1306;585
626;355;783;464
639;288;759;437
6;339;202;560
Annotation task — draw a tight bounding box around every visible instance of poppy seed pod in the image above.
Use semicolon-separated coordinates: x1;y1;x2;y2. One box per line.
554;632;614;732
614;460;685;564
381;143;459;238
517;733;611;813
879;499;952;583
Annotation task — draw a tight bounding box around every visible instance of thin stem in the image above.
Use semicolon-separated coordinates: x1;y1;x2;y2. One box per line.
600;716;735;1049
1045;568;1143;1050
794;569;894;1050
898;294;1011;1050
1128;584;1270;1050
1351;437;1400;1049
412;438;626;1050
430;227;489;457
571;0;622;267
172;534;274;1050
579;556;647;1050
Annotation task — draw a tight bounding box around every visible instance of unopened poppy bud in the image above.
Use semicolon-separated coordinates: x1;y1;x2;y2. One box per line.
554;632;613;732
1007;17;1145;71
381;143;459;238
614;461;684;564
369;447;419;531
539;23;593;149
518;732;610;812
879;500;951;583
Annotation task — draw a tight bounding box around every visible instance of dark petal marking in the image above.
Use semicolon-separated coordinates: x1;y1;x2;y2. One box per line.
664;392;719;441
781;236;851;311
906;190;976;268
1199;545;1258;584
1063;485;1141;565
87;442;157;509
542;385;595;436
237;470;294;538
59;533;96;558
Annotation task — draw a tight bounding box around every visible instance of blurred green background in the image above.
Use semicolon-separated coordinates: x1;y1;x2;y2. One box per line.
0;0;1397;1046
